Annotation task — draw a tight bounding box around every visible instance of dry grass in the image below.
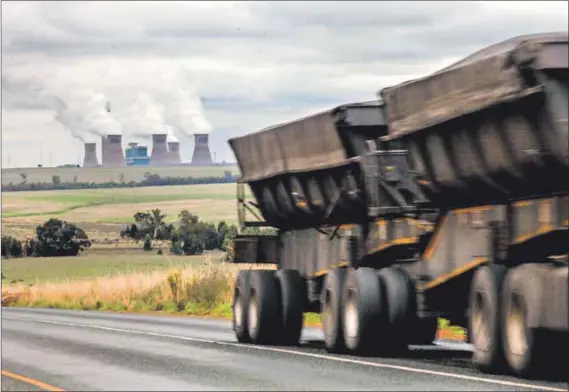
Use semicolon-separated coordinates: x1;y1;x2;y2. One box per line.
2;258;274;317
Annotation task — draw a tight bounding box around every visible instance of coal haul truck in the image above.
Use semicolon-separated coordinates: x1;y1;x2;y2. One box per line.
227;32;568;379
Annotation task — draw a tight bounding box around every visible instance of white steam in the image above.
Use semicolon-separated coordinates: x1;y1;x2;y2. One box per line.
13;60;212;144
50;89;122;142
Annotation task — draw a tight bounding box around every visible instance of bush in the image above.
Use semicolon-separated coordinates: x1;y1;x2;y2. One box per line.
1;236;23;258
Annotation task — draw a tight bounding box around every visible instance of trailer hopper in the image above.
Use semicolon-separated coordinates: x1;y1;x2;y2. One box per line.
379;32;569;208
229;101;391;229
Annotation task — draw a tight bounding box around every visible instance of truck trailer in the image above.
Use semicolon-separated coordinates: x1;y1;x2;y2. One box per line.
227;32;568;379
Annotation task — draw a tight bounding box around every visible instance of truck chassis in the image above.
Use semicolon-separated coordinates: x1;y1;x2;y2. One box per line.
232;191;568;379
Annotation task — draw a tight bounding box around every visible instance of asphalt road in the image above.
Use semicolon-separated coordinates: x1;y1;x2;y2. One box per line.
1;308;567;391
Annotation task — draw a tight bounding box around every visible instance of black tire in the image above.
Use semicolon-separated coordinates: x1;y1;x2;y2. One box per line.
321;268;347;353
378;266;414;352
501;265;550;379
469;264;508;373
233;270;252;343
275;269;307;346
342;267;383;354
248;270;282;345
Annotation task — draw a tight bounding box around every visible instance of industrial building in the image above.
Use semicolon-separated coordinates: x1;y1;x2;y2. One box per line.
190;134;213;165
82;143;99;167
84;132;217;167
125;143;151;166
101;135;126;167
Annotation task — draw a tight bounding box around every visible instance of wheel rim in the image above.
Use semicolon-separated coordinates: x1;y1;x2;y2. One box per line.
507;292;528;357
472;291;491;351
234;290;242;328
344;288;359;341
248;291;258;337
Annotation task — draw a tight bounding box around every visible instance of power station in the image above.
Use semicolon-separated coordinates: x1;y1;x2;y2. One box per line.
83;133;218;167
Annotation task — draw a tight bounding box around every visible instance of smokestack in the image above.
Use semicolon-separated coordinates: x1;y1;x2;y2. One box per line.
191;133;213;165
167;141;182;164
150;134;170;165
83;142;99;167
101;135;126;167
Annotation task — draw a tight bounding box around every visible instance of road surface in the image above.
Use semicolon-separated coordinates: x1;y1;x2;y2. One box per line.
1;308;566;391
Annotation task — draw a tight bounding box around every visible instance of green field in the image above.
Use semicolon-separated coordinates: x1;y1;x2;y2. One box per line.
2;183;252;240
1;251;224;285
1;165;239;185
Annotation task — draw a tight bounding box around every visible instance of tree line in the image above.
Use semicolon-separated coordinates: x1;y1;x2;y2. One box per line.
2;209;276;260
121;208;276;257
2;171;238;193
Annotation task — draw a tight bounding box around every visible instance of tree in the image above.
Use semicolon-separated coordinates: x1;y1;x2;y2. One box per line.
131;209;171;240
33;218;91;257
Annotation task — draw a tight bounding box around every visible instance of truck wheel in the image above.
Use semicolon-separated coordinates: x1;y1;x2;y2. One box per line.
248;270;282;345
321;268;347;353
275;269;306;346
501;266;545;378
233;270;252;343
378;266;414;352
342;267;383;354
469;264;507;373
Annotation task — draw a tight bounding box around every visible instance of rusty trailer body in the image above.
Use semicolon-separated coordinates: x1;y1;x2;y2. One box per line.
228;32;568;380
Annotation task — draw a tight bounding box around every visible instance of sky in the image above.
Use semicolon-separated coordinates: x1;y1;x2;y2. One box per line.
2;1;568;168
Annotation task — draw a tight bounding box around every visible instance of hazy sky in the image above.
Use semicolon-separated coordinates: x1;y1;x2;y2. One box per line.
2;1;568;168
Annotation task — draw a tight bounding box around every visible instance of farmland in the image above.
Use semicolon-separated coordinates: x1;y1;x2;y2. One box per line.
1;164;239;185
2;183;251;241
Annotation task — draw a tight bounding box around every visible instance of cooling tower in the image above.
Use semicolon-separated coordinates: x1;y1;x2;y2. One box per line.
83;143;99;167
167;141;182;164
150;134;170;165
101;134;126;167
191;133;213;165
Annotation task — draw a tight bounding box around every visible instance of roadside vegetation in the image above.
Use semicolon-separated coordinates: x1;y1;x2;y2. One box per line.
1;182;466;341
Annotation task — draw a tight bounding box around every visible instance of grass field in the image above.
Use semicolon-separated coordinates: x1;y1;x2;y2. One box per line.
1;165;239;185
1;251;225;285
2;183;251;240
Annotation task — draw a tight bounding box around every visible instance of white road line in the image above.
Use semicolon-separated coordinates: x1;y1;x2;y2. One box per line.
3;315;565;392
